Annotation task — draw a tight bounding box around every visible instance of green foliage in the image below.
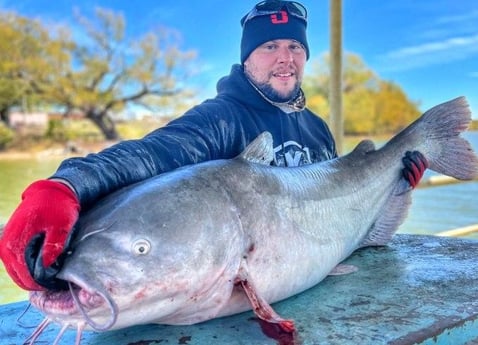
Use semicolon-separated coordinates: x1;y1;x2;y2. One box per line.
45;117;170;143
45;119;67;142
57;8;198;140
0;8;197;140
0;12;71;115
117;118;168;139
343;88;376;134
46;118;103;143
0;123;14;150
304;53;420;135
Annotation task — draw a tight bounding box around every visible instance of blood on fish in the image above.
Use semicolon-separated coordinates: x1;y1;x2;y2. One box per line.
255;318;301;345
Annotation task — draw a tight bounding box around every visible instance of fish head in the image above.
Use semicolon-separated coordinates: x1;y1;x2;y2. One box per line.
29;170;245;331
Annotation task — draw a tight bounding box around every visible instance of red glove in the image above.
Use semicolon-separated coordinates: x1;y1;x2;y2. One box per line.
0;180;80;290
402;151;428;188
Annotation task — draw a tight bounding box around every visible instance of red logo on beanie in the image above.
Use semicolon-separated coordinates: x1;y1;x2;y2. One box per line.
271;10;289;24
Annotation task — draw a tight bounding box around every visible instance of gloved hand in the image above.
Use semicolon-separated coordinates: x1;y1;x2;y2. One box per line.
0;180;80;290
402;151;428;188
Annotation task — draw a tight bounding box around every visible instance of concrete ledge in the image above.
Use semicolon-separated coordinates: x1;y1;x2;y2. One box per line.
1;234;478;344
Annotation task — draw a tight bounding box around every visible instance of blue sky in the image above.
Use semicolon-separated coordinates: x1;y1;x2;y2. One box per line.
1;0;477;119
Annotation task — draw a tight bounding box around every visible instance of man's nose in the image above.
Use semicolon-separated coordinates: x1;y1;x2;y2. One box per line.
277;47;293;63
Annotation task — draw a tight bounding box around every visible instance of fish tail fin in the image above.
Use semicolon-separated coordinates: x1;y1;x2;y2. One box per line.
360;97;478;248
415;96;478;180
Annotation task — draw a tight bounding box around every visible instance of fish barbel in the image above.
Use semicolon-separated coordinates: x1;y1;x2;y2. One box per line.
27;97;478;343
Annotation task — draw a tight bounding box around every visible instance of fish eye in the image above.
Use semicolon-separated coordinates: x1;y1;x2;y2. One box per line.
132;239;151;256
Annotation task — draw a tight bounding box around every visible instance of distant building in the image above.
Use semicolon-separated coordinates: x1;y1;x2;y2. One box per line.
9;112;49;128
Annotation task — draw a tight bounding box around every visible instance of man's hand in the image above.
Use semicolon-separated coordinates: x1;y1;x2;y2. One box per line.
402;151;428;188
0;180;79;290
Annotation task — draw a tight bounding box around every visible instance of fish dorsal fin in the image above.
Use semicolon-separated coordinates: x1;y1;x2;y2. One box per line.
352;139;376;155
238;132;274;165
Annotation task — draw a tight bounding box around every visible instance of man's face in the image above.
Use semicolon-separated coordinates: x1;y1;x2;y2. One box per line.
244;39;307;102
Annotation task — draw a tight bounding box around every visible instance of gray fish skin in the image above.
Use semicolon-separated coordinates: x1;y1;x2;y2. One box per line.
30;97;478;331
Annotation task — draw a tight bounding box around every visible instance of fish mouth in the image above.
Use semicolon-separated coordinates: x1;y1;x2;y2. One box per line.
29;274;119;331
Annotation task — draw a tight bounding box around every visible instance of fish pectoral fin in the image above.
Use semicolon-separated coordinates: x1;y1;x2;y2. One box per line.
235;266;295;333
328;263;358;276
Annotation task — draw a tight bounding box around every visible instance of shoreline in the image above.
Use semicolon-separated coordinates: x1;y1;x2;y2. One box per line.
0;141;113;160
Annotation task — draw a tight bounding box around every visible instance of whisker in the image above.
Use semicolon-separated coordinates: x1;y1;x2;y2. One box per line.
23;317;51;344
52;323;70;345
75;322;86;345
16;303;34;328
68;281;118;331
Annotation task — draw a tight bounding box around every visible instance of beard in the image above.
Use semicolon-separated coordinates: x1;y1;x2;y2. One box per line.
244;67;301;103
254;80;301;103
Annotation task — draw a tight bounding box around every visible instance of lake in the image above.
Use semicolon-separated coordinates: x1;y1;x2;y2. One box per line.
1;132;477;304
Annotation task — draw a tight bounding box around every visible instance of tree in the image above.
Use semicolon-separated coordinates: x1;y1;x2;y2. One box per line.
0;8;197;140
0;12;69;126
39;8;197;140
303;53;420;135
373;81;421;133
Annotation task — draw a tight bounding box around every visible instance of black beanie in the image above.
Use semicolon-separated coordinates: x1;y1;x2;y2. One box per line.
240;7;309;64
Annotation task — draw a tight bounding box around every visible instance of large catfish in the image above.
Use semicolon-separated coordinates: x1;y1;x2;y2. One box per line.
27;97;478;343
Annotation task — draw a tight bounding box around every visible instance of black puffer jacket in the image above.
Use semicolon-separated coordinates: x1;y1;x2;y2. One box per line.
51;64;337;208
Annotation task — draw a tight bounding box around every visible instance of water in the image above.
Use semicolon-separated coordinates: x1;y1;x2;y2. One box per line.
0;132;477;305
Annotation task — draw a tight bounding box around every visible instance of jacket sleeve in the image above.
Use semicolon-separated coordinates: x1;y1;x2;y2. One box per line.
51;103;245;209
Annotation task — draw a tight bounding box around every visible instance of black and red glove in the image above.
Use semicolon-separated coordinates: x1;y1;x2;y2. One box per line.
0;180;80;290
402;151;428;188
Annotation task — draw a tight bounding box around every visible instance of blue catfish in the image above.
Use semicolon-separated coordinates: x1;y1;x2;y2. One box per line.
28;97;478;343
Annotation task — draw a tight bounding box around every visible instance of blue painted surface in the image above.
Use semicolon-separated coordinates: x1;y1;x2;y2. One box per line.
1;234;478;345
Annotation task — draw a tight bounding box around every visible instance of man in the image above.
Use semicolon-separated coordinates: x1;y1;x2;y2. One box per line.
0;0;427;291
